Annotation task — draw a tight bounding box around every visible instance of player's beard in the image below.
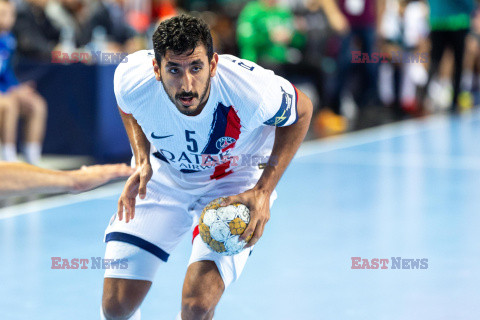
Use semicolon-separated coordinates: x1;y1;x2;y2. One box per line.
161;76;211;116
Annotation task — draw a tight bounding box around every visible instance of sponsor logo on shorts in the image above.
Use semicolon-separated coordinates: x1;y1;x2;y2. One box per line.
51;257;128;270
351;257;429;269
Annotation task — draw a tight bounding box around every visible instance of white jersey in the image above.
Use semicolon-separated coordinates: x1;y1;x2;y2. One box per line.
114;50;298;186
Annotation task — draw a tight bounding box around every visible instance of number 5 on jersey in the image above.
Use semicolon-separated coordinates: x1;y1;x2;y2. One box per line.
185;130;198;153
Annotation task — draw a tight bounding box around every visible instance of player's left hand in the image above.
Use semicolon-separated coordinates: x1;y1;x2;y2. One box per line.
221;187;271;248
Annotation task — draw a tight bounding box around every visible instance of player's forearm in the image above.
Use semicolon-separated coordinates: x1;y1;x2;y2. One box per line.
376;0;386;30
119;107;150;166
0;162;74;199
254;90;313;194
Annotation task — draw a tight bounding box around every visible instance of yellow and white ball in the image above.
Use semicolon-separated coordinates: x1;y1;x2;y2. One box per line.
198;197;251;256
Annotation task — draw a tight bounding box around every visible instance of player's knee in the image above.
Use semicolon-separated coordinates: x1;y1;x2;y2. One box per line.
102;294;136;320
182;296;216;320
2;96;18;111
32;97;47;118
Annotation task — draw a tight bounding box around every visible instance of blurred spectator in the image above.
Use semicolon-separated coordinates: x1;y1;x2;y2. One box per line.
0;0;47;164
401;0;429;111
237;0;305;65
318;0;349;34
46;0;143;54
420;0;475;113
45;0;90;48
301;0;337;66
318;0;384;135
237;0;323;115
86;0;145;52
13;0;60;61
306;0;349;136
125;0;151;33
201;11;237;55
377;0;428;119
152;0;178;22
460;5;480;110
0;95;17;162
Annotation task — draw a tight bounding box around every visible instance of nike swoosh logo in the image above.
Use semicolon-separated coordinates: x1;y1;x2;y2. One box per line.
151;133;173;139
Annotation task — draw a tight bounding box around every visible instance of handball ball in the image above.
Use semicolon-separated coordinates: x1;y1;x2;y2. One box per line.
198;197;252;256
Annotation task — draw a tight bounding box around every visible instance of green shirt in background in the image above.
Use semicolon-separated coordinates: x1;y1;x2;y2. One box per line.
428;0;474;31
237;1;305;64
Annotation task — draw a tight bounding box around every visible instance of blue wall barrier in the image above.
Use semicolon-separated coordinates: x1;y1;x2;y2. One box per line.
15;62;131;162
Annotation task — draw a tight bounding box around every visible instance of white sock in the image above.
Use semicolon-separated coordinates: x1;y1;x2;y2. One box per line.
2;143;17;162
100;306;107;320
100;306;141;320
23;142;41;165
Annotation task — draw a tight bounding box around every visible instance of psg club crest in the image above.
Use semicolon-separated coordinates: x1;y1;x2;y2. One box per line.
216;136;236;150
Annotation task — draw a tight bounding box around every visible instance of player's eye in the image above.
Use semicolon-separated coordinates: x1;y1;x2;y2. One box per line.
192;66;202;73
169;68;179;74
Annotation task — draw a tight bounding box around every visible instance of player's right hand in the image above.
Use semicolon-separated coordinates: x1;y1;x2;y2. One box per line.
118;162;153;223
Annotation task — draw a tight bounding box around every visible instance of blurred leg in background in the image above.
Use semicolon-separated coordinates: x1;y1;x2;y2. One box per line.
357;26;378;109
0;94;19;162
330;30;354;117
421;29;468;113
314;30;353;137
450;29;469;112
420;30;448;113
10;83;47;165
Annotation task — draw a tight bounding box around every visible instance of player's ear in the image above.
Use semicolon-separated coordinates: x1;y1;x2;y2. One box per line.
209;53;219;78
152;58;161;81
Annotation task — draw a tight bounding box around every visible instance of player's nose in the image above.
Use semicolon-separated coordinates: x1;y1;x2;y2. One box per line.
181;72;194;92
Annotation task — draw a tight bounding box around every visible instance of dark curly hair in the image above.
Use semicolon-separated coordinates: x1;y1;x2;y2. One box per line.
152;15;214;64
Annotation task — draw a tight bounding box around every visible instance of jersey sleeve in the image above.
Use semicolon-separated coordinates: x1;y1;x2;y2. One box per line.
113;58;133;114
256;73;299;128
113;50;154;115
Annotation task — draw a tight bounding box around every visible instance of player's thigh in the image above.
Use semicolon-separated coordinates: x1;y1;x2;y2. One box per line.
182;260;225;308
15;90;46;116
188;235;252;290
0;95;17;112
102;241;161;316
105;166;197;256
0;95;18;125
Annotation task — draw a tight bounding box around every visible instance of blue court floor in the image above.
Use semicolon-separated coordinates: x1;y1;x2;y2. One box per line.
1;111;479;320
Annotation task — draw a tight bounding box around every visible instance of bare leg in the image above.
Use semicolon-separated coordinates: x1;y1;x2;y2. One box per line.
181;261;225;320
11;87;47;164
102;278;151;320
16;91;47;144
0;95;19;144
0;95;19;161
